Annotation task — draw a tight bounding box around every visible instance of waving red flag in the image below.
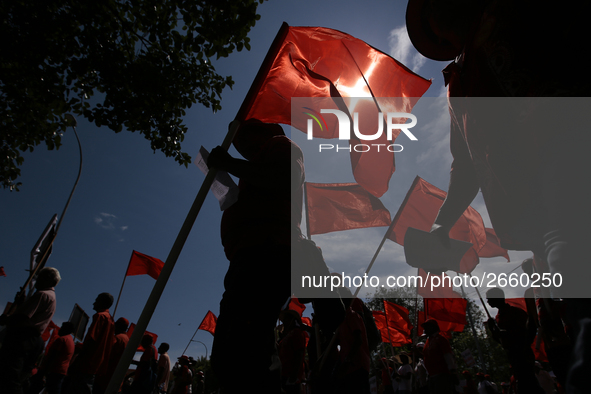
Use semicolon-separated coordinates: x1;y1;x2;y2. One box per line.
287;297;306;316
383;301;413;337
198;311;217;336
424;297;468;325
126;250;164;280
126;323;158;352
388;177;487;273
417;310;464;338
372;311;412;346
417;268;461;299
237;23;431;197
306;182;391;235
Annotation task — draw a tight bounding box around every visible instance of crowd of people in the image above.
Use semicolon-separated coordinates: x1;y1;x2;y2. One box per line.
0;275;204;394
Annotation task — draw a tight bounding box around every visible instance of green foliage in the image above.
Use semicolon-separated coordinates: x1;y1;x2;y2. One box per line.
0;0;266;190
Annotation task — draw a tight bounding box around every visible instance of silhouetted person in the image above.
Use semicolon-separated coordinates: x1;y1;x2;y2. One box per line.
208;119;305;394
40;321;76;394
0;266;61;394
170;355;192;394
157;342;171;393
486;287;543;394
405;0;591;392
93;317;130;394
129;334;158;394
64;292;115;394
421;319;457;394
278;309;307;394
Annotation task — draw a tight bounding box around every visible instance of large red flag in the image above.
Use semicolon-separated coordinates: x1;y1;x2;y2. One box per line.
126;250;164;280
372;311;412;346
417;310;464;338
237;23;431;197
388;177;487;274
306;182;391;235
126;323;158;352
383;301;413;337
424;297;468;325
198;310;217;336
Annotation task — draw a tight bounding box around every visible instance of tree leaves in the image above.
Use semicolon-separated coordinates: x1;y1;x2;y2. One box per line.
0;0;266;190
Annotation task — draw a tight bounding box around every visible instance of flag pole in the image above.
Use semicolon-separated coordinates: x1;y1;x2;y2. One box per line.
105;22;291;394
304;182;312;239
112;254;134;319
353;220;395;298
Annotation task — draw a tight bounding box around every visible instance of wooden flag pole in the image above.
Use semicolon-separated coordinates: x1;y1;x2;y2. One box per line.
105;23;292;394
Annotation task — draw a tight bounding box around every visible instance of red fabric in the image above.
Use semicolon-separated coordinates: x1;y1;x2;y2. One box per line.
0;266;5;276
240;24;431;197
198;310;217;336
505;298;528;312
79;310;115;375
301;317;312;327
126;250;164;279
287;297;306;316
532;332;548;362
478;228;510;261
126;323;158;352
41;320;59;342
383;301;413;338
372;311;412;346
306;182;391;235
135;344;158;381
424;297;468;325
338;307;370;373
388;177;487;273
44;334;75;375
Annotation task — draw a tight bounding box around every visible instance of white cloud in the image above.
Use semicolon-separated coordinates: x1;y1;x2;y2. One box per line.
388;26;427;73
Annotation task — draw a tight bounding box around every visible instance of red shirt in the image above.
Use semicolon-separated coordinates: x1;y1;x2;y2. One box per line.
44;334;75;375
135;344;157;380
78;310;115;375
423;332;453;376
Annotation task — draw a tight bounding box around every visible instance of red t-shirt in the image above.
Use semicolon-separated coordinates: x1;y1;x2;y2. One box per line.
135;344;157;380
78;310;115;375
44;334;75;375
423;332;453;376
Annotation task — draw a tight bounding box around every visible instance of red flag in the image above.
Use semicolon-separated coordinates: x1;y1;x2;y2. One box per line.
505;298;528;312
424;297;467;325
126;250;164;280
287;297;306;316
41;320;60;342
237;23;432;197
306;182;391;235
383;301;413;337
388;177;487;274
372;311;412;346
198;310;217;336
127;323;158;352
0;266;6;277
301;317;312;327
478;228;510;261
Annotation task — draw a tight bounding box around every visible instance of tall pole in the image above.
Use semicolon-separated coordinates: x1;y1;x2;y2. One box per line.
105;23;292;394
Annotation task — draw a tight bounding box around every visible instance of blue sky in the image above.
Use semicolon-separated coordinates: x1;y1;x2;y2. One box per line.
0;0;531;363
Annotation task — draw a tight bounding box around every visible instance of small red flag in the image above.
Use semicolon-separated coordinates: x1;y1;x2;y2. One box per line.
372;311;412;346
389;177;487;274
0;266;6;277
383;301;413;337
127;323;158;352
41;320;60;342
287;297;306;316
126;250;164;280
306;183;391;235
198;311;217;336
237;23;432;197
